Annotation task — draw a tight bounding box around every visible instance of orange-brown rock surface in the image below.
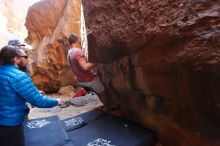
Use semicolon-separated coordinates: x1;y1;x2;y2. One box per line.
82;0;220;146
25;0;81;92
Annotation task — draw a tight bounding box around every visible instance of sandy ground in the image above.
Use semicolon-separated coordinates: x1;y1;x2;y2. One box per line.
28;93;103;120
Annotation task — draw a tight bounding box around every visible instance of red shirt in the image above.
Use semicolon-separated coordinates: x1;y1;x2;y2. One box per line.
67;48;94;82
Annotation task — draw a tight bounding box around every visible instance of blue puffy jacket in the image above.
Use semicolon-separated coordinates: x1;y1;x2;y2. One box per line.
0;65;58;126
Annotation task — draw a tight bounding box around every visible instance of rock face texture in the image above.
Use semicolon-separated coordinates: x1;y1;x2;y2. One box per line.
25;0;81;92
82;0;220;146
0;0;35;47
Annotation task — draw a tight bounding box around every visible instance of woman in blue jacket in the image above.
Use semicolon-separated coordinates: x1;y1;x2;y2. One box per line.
0;45;64;146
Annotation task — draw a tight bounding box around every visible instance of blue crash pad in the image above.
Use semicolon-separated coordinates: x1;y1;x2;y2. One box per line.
23;116;72;146
61;109;106;132
24;109;157;146
62;110;157;146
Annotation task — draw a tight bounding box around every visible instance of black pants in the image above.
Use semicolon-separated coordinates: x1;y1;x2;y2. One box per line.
0;125;24;146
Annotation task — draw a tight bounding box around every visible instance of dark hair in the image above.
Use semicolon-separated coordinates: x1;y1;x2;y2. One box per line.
0;45;21;65
68;34;78;45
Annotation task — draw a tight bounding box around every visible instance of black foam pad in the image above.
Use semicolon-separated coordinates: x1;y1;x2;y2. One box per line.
62;109;106;132
66;113;157;146
23;116;72;146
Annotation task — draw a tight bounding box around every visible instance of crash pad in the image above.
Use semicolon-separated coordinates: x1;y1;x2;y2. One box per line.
64;111;157;146
24;110;157;146
62;109;106;132
23;116;72;146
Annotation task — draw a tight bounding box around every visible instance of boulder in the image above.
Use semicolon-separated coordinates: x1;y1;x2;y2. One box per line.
25;0;81;92
82;0;220;145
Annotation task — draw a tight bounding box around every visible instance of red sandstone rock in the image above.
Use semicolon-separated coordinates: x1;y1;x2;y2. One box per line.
82;0;220;145
25;0;81;91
